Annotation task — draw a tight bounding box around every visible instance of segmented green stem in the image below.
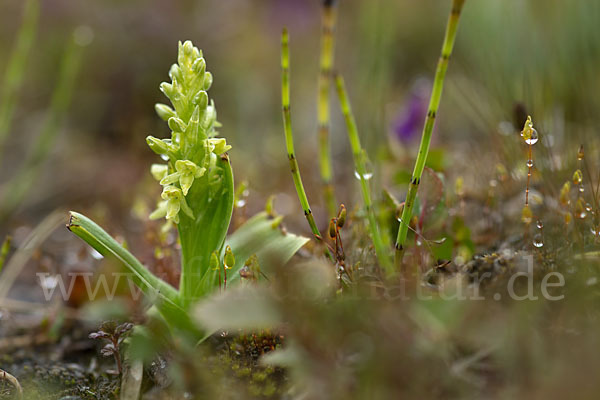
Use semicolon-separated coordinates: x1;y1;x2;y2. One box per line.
0;0;39;152
335;74;392;273
317;0;338;216
281;29;322;241
395;0;466;266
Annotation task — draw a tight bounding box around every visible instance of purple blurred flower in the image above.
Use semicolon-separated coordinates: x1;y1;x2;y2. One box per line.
393;78;431;144
267;0;315;34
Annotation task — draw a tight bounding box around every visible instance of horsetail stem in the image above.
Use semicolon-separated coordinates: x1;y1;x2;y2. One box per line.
334;74;392;273
317;0;338;216
281;29;323;241
394;0;466;266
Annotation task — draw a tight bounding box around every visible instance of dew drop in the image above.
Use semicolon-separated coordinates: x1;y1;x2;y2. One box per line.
532;234;544;248
526;159;533;168
585;203;593;213
354;171;373;181
536;220;544;229
524;128;539;145
591;227;599;237
160;154;169;161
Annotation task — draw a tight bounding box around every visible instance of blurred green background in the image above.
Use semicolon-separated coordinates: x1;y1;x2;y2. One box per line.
1;0;598;234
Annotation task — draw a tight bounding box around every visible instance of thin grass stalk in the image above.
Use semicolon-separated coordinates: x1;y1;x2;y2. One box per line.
317;0;338;216
0;211;63;300
0;30;86;219
334;74;392;273
281;29;323;241
0;0;39;153
395;0;466;266
0;236;11;274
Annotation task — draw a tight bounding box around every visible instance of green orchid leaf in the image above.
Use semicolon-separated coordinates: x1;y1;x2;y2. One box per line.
178;154;234;304
217;211;309;287
67;212;198;335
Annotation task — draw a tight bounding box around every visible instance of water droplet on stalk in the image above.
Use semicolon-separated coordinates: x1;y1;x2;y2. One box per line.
526;160;533;168
160;154;169;161
354;171;373;181
524;128;539;145
536;220;544;229
532;234;544;248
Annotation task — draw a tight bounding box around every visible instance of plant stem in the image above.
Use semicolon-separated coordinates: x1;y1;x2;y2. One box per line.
281;29;323;242
334;74;392;274
525;143;532;206
112;338;123;375
0;0;39;155
394;0;466;266
317;0;338;216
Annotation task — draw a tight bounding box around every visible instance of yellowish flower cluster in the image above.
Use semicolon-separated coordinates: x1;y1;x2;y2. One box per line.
146;41;231;225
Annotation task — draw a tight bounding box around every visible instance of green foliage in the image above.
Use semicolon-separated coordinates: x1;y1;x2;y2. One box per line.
0;0;39;147
0;1;89;220
69;41;308;340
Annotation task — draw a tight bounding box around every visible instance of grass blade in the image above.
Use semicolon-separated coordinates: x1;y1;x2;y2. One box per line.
0;28;89;219
224;212;309;285
0;235;11;274
0;0;39;150
0;211;62;300
334;74;393;274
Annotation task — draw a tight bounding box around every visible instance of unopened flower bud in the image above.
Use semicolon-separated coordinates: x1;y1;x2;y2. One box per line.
146;136;169;155
155;103;176;121
203;72;213;90
168;117;186;133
